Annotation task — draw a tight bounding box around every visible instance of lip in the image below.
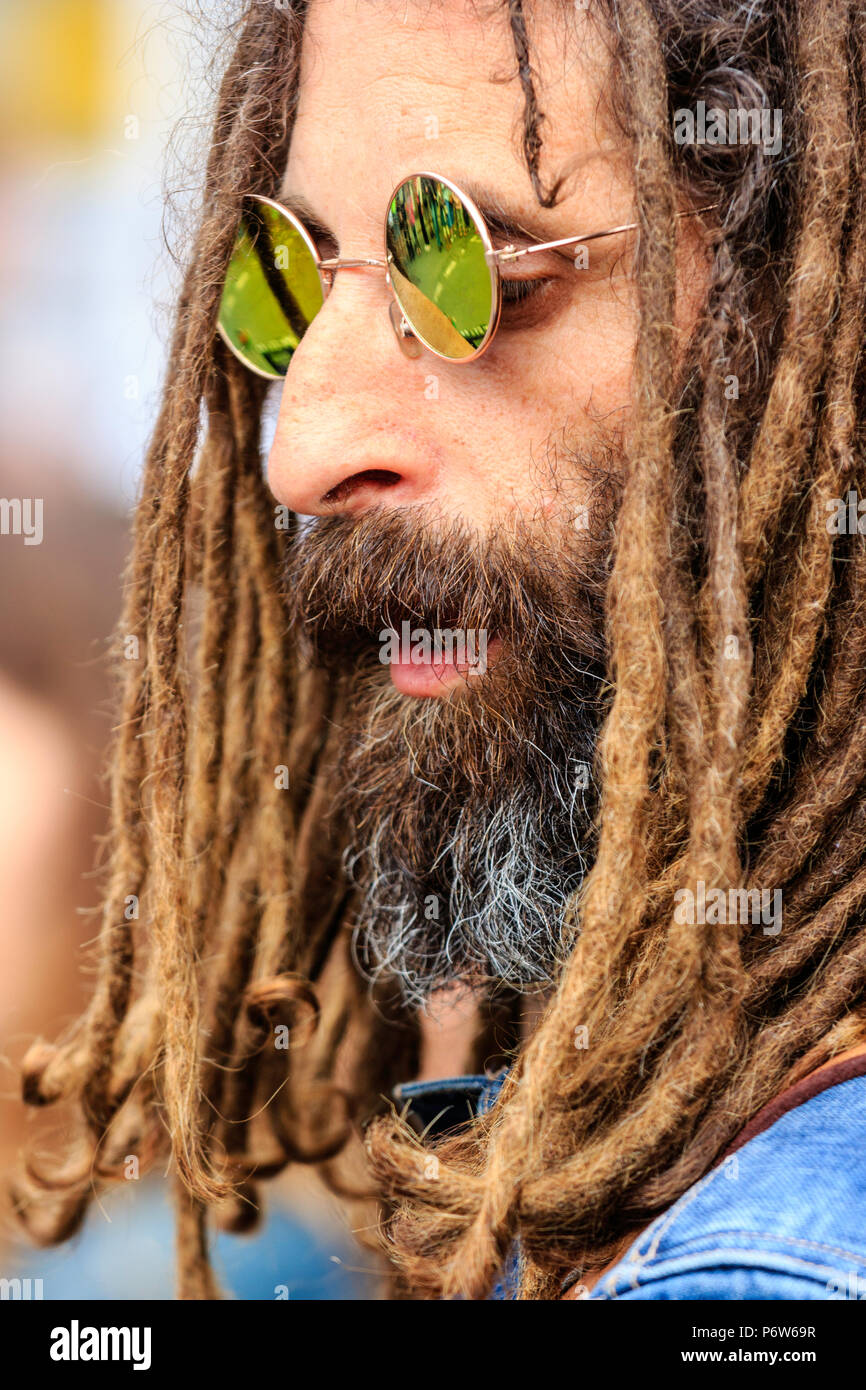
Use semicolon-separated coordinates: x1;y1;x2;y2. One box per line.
389;637;503;698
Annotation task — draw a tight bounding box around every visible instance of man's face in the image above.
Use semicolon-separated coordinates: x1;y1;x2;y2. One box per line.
268;0;707;1002
269;0;668;530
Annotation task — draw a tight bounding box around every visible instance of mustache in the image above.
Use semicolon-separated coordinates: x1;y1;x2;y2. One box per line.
280;507;611;676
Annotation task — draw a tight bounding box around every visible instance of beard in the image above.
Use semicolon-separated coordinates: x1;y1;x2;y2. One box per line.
281;475;615;1007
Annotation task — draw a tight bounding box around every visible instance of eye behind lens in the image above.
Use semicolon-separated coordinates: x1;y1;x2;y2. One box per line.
385;173;496;360
217;194;324;378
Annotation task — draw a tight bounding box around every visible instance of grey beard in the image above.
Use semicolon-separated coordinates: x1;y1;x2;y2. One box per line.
340;674;600;1008
280;496;616;1007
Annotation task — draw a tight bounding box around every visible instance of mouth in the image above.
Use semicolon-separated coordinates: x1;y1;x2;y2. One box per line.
387;633;504;698
281;508;612;704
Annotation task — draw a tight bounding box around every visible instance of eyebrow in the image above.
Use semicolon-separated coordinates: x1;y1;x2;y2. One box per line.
278;178;570;252
279;189;333;240
455;179;565;247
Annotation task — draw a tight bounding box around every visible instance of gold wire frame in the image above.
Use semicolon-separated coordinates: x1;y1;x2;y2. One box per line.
217;176;717;375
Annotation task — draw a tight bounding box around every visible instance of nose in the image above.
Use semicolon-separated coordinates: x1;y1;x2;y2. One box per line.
267;272;433;518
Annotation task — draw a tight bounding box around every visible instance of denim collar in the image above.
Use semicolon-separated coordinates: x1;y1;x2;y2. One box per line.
392;1070;507;1137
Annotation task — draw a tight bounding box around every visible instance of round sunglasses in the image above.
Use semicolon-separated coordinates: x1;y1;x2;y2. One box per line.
216;170;715;378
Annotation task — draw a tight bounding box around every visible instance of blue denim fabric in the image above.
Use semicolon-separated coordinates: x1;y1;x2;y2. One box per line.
588;1073;866;1301
393;1074;494;1132
397;1070;866;1300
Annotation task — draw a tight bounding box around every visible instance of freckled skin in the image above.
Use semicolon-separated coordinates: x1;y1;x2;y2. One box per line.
268;0;708;532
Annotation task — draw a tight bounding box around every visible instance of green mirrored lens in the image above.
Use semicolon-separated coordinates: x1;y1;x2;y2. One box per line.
217;199;323;378
386;176;493;359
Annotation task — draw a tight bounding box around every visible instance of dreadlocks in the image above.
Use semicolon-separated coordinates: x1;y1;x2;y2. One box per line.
15;0;866;1301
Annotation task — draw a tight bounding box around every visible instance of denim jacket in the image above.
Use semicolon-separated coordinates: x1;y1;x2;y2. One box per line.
394;1065;866;1300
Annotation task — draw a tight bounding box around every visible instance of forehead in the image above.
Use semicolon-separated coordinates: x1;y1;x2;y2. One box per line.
284;0;625;235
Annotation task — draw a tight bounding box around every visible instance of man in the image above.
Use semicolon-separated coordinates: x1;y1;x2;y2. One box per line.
18;0;866;1301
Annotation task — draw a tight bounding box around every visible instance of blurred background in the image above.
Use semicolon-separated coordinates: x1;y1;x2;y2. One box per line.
0;0;373;1299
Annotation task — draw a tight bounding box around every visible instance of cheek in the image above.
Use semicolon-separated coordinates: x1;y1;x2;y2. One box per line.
420;360;632;524
460;299;638;489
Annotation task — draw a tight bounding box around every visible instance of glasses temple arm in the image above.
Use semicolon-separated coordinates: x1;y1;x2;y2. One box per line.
489;203;718;263
318;256;388;270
